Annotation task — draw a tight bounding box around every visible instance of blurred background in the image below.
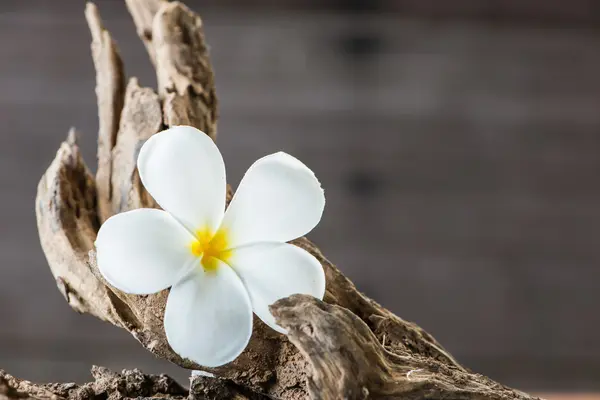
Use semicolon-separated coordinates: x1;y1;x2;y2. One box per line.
1;0;600;396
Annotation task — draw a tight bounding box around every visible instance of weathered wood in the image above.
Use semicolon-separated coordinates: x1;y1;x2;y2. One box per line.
0;367;187;400
124;0;166;66
272;294;538;400
126;1;218;138
152;2;218;138
34;130;121;327
26;1;542;399
85;3;126;223
110;77;162;214
0;366;272;400
189;373;270;400
78;235;473;398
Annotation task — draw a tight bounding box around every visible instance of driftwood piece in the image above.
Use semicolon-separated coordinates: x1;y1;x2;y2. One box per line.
127;0;218;138
85;3;125;223
124;0;166;66
25;1;542;400
271;295;536;400
0;366;272;400
0;367;187;400
152;2;218;137
109;77;162;214
35;130;121;327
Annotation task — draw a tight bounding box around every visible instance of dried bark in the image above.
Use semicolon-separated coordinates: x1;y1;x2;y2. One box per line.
153;2;218;137
109;77;162;214
35;130;121;327
22;1;542;400
85;3;126;223
0;367;187;400
271;295;537;400
0;366;272;400
124;0;165;66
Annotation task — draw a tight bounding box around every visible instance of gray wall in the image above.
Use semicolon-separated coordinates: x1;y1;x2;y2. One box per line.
1;0;599;391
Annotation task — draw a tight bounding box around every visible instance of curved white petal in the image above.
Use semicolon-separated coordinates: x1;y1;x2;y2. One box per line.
137;125;226;234
164;261;253;367
220;152;324;248
228;242;325;333
95;209;195;294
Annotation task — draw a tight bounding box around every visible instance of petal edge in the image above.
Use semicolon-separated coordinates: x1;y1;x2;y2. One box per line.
220;152;325;248
164;261;253;367
228;242;326;333
95;209;195;294
137;126;227;235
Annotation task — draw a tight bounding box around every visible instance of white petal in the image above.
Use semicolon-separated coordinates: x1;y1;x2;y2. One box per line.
137;125;226;234
164;261;253;367
95;209;196;294
220;152;324;248
228;242;325;333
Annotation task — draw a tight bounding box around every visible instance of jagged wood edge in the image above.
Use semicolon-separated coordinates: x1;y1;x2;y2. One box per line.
34;130;121;327
271;295;540;400
153;1;218;138
85;3;126;224
0;292;541;400
124;0;166;67
0;367;187;400
109;77;162;214
126;0;218;138
29;1;541;400
0;366;259;400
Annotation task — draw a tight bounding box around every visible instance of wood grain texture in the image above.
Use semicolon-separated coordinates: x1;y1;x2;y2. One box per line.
271;294;538;400
109;78;162;214
153;2;218;138
35;131;119;326
85;3;126;223
0;366;188;400
124;0;166;65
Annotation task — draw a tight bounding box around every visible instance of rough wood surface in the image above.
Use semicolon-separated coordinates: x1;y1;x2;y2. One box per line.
124;0;166;66
35;130;120;327
271;294;537;400
0;367;187;400
23;1;542;400
126;0;218;138
85;3;126;224
109;77;162;214
0;366;272;400
153;2;218;138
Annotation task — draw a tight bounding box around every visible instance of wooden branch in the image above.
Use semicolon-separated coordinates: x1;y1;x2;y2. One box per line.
0;366;273;400
35;130;121;327
110;77;162;214
0;367;186;400
126;0;218;138
271;294;538;400
85;3;126;223
124;0;166;66
190;374;270;400
152;1;218;138
29;2;542;399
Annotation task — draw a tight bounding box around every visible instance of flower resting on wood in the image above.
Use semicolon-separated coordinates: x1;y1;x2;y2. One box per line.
95;126;326;367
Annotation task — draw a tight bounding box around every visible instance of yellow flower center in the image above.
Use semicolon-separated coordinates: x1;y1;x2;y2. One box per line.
190;228;231;272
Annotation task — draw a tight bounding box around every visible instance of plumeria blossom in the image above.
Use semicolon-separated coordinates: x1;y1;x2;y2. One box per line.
95;126;326;367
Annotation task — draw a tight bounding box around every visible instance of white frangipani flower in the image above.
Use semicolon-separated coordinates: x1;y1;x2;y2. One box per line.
95;126;326;367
